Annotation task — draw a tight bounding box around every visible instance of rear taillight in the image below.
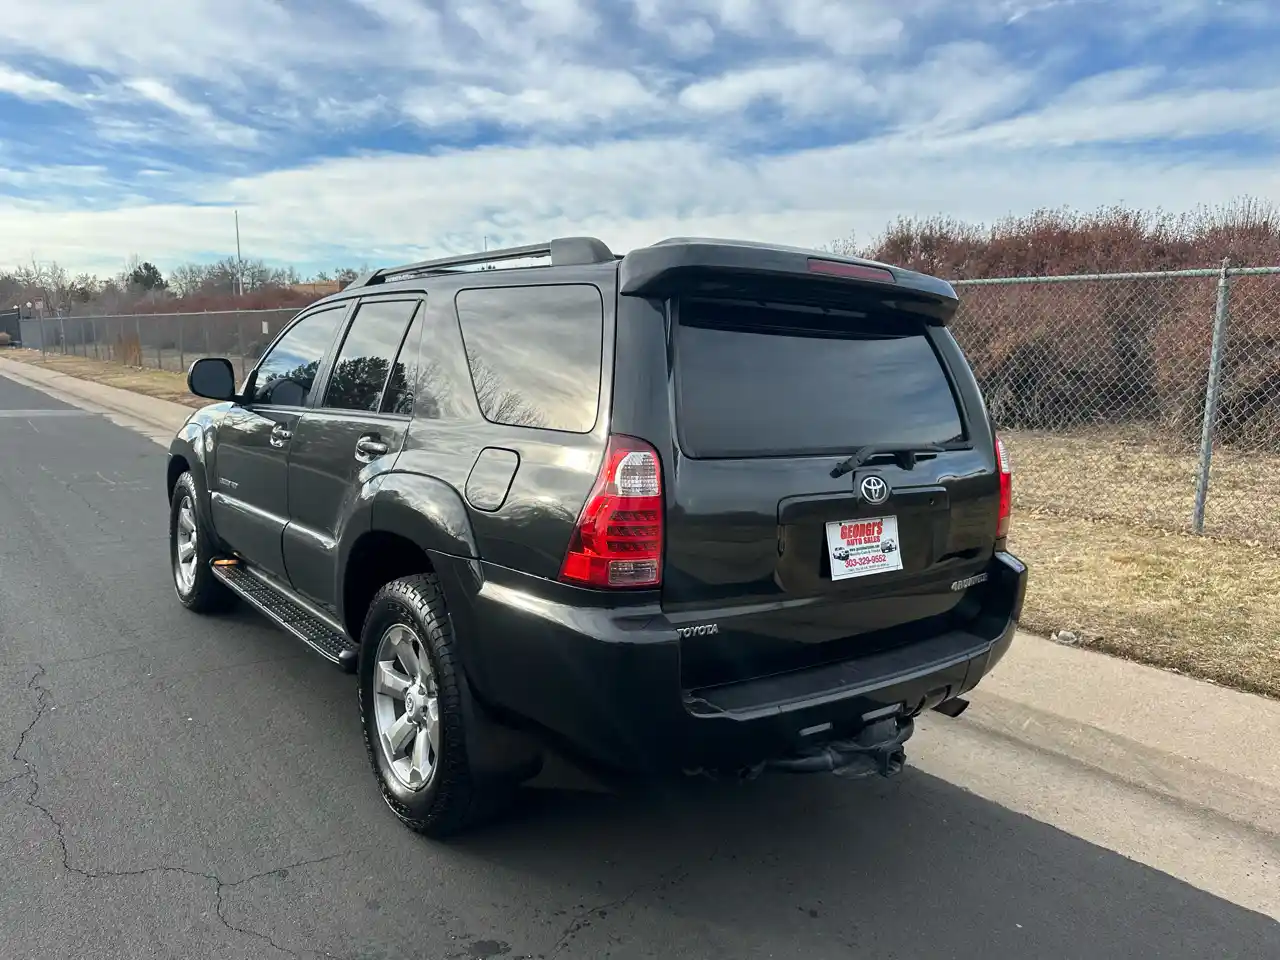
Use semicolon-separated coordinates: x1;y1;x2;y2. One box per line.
559;435;664;589
995;433;1012;539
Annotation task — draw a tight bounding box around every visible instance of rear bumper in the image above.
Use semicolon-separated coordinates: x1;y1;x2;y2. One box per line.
436;550;1027;774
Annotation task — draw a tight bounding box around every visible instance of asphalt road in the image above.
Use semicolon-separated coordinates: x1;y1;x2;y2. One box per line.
2;370;1277;960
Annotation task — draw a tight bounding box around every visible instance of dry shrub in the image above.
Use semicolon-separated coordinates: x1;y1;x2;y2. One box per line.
129;287;325;313
114;330;143;366
860;199;1280;447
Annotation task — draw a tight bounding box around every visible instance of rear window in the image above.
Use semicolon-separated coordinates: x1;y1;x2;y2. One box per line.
456;284;604;432
673;300;965;459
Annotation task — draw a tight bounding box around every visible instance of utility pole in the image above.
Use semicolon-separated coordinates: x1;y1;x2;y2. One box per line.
235;209;244;296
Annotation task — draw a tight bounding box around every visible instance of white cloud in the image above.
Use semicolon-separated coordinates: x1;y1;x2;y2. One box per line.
121;78;260;148
679;62;876;115
631;0;906;53
921;82;1280;151
0;64;81;105
404;65;662;130
773;0;905;56
0;1;337;85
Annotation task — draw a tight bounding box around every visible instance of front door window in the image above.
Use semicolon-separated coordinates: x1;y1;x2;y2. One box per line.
249;306;347;407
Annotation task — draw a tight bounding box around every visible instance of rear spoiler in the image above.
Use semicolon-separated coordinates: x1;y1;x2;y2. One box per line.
618;238;960;326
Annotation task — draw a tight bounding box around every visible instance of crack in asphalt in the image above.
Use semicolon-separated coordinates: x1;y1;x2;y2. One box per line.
34;463;122;539
546;864;692;958
8;662;353;959
0;621;277;672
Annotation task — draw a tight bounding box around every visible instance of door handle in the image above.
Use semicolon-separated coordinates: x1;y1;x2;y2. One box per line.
355;435;389;461
269;425;293;448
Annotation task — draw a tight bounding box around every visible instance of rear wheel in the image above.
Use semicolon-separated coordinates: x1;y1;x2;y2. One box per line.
358;573;513;838
169;471;234;613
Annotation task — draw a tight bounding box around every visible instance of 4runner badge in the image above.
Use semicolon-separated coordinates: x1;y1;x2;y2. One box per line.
676;624;720;638
950;573;989;591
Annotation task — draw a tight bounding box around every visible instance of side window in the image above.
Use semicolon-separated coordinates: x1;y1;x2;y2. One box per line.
249;306;346;407
455;284;604;432
323;299;420;412
380;311;427;416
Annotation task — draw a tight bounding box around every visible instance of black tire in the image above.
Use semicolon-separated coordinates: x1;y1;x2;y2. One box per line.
169;471;235;613
358;573;510;839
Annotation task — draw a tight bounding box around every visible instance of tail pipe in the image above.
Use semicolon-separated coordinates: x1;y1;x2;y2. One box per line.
932;696;970;719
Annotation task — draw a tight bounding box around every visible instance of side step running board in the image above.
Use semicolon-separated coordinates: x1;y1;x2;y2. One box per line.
211;561;359;672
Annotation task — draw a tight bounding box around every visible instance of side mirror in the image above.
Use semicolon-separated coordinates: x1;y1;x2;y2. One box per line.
187;357;238;402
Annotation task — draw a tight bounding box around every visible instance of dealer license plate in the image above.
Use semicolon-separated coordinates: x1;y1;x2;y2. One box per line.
825;515;904;581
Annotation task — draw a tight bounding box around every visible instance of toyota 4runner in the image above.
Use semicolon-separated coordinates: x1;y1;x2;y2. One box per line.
167;236;1027;838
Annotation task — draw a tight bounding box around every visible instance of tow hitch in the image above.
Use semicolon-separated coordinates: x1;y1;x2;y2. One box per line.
768;716;915;780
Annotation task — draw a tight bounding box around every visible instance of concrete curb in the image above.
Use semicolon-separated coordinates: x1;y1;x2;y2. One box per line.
0;356;193;435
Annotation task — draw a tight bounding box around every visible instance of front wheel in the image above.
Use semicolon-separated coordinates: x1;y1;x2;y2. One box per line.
169;471;234;613
358;573;513;838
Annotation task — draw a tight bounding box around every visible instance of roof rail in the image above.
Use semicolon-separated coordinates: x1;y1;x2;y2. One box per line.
351;236;616;288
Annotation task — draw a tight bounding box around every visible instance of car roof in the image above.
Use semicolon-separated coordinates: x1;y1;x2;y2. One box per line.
304;235;958;320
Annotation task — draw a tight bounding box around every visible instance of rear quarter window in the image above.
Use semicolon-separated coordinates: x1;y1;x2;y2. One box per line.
455;284;604;433
674;298;966;459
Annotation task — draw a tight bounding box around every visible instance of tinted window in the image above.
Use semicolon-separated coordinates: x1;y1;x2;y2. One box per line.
380;311;429;416
250;306;345;406
674;300;965;459
456;284;603;432
324;299;419;412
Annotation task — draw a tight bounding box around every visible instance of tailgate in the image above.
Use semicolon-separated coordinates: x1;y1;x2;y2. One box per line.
663;296;1000;687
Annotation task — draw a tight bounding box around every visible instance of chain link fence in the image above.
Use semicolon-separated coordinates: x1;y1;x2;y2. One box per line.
20;309;298;382
952;264;1280;546
14;267;1280;545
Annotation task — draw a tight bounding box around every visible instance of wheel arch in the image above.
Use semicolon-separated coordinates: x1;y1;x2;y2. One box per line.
337;471;480;651
167;426;218;537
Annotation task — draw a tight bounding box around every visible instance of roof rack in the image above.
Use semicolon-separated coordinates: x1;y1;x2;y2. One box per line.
350;236;616;288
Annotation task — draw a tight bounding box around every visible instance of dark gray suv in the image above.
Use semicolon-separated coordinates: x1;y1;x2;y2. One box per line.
167;236;1026;838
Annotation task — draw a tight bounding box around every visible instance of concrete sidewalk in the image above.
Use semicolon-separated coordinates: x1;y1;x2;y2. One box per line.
968;634;1280;836
3;355;1278;842
0;355;192;442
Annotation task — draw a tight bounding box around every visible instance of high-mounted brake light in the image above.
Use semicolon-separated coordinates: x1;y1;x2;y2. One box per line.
995;433;1012;539
807;258;896;284
559;435;664;589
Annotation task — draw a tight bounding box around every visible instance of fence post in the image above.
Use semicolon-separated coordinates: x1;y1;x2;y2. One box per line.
178;315;185;373
58;315;67;355
1192;258;1232;534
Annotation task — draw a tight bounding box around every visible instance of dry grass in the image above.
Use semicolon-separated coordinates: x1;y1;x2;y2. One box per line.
1008;426;1280;545
1010;512;1280;699
1009;428;1280;698
2;348;203;408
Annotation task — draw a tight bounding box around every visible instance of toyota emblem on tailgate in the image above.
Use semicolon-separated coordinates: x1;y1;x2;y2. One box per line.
860;475;890;505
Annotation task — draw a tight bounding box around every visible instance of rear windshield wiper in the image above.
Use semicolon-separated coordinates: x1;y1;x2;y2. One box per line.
830;444;947;479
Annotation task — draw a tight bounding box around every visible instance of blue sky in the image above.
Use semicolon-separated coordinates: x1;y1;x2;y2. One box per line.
0;0;1277;277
